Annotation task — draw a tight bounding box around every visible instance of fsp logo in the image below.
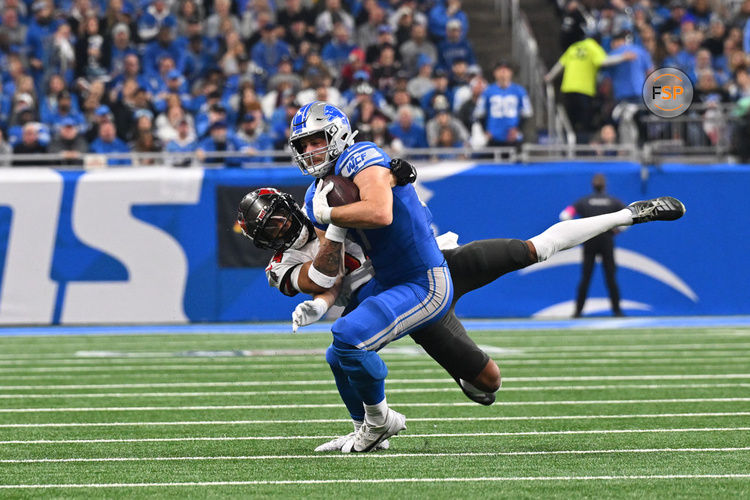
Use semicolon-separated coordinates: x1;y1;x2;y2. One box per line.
642;67;693;118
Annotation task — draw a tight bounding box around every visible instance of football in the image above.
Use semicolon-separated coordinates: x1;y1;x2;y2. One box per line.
321;174;360;206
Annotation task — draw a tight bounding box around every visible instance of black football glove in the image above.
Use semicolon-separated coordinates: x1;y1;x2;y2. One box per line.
390;158;417;186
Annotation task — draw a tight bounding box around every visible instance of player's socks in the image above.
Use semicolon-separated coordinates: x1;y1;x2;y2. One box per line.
364;398;389;427
529;209;633;262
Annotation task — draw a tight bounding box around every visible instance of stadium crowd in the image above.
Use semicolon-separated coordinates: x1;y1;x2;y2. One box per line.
551;0;750;151
0;0;538;167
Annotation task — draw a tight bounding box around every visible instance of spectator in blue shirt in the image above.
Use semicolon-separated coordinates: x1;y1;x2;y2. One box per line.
475;60;533;146
437;19;476;70
142;24;183;77
26;0;61;80
389;105;428;148
234;112;274;164
322;23;359;74
605;31;652;103
44;91;86;135
428;0;468;43
108;23;138;79
196;120;247;167
90;119;131;166
250;24;292;82
138;0;177;45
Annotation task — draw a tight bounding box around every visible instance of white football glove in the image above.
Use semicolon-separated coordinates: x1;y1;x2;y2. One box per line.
292;297;329;333
312;180;334;224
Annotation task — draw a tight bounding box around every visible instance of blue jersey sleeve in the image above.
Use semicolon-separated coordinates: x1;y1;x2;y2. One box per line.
304;181;327;231
334;142;392;179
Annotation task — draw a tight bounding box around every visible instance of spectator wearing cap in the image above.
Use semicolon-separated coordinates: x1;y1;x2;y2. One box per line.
234;112;274;164
315;0;355;43
152;69;191;113
26;0;61;76
165;115;198;167
138;0;177;43
322;23;359;74
90;119;130;165
205;0;240;40
594;2;633;51
407;55;435;100
108;23;137;79
475;60;532;147
658;1;688;36
419;68;454;119
180;31;217;83
45;91;86;134
603;31;653;104
48;116;87;166
196;102;230;139
437;19;476;71
340;49;371;90
389;105;428;149
365;23;397;65
142;23;183;78
8;106;51;147
196;120;247;168
399;23;437;78
12;122;49;167
251;23;292;82
354;3;387;52
426;94;469;148
428;0;468;43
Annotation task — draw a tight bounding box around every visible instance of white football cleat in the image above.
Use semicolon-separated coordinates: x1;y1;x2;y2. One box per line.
314;432;389;452
342;409;406;453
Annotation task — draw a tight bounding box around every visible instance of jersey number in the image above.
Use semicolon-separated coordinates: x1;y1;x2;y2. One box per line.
489;95;519;119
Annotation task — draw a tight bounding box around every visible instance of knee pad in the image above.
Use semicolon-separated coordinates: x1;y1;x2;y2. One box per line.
332;344;388;383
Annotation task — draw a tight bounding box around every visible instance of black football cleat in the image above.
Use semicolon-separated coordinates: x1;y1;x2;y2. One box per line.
628;196;686;224
454;376;496;406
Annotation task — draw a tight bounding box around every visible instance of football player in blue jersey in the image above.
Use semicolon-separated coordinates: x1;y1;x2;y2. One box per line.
238;179;686;452
475;60;533;147
287;101;453;452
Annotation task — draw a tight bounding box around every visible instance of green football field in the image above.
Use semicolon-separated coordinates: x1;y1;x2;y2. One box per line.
0;325;749;498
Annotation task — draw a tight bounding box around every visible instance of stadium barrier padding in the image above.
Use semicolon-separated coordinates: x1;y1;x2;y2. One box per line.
0;162;747;325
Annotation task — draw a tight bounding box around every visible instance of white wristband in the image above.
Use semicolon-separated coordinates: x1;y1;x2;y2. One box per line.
325;224;347;243
318;206;333;224
307;264;337;289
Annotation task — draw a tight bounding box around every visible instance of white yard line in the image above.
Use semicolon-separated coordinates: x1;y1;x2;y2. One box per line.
0;397;748;413
1;383;748;399
1;427;749;445
3;356;750;373
1;412;749;428
2;474;750;489
2;373;750;390
2;447;750;464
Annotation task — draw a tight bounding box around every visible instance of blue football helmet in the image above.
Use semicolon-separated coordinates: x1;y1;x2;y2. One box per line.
289;101;357;177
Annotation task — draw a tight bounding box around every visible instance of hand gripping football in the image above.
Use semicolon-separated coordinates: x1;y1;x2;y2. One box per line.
320;175;360;207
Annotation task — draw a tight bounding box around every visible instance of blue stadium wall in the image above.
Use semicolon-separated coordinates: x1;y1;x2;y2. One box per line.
0;162;747;325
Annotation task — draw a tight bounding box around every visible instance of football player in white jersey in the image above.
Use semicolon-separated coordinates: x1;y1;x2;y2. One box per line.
238;177;686;452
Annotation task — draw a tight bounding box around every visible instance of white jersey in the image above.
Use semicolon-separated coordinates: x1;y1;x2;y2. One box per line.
265;237;374;307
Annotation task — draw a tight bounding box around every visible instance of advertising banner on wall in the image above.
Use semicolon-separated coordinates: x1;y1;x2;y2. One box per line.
0;162;748;324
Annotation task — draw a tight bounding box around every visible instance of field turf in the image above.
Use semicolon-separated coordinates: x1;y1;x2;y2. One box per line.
0;324;749;498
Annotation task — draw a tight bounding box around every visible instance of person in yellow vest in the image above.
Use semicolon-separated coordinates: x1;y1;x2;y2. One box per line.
545;30;635;143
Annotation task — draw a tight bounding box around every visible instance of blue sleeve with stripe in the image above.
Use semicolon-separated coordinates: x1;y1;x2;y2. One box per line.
334;142;392;179
304;181;327;231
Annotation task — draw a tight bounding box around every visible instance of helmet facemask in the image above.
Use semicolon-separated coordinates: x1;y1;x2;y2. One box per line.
239;191;314;252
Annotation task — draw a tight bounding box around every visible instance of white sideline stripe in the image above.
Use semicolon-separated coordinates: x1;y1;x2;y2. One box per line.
2;349;750;366
2;427;749;444
3;447;750;464
2;412;749;429
2;383;749;399
4;356;750;373
1;397;749;413
3;373;750;390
